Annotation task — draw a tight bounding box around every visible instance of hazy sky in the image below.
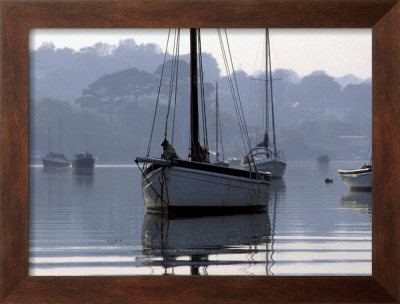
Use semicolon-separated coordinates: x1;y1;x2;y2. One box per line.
30;28;372;79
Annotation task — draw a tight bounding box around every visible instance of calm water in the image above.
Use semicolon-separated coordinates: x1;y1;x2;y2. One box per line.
29;161;371;276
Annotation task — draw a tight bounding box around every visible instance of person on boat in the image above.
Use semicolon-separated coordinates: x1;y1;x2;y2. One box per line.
161;139;179;160
200;146;210;163
189;142;209;163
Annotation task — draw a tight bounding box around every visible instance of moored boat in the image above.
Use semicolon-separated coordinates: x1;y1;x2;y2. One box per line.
136;28;271;212
337;164;372;190
137;157;270;212
42;123;70;168
317;154;330;163
42;152;71;168
242;147;286;178
240;29;286;178
72;151;95;169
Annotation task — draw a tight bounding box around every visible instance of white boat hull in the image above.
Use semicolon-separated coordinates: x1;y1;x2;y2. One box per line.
242;160;286;178
251;160;286;178
141;162;270;211
338;168;372;190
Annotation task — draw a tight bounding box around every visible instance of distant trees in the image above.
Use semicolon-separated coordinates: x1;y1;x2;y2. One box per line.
75;60;216;124
75;68;157;122
30;41;372;161
153;59;215;104
30;98;149;161
30;39;165;102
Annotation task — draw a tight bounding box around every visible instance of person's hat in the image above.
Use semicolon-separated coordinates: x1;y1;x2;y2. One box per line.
161;139;169;146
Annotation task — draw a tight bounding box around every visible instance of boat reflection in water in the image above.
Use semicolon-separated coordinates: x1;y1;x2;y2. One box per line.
340;190;372;215
72;168;94;188
142;211;272;275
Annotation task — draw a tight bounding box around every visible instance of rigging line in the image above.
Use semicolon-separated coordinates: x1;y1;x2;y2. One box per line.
267;30;277;155
160;168;171;209
218;29;248;153
218;29;252;167
147;29;172;157
198;30;205;147
366;139;372;164
218;108;225;161
159;170;167;273
171;29;180;146
165;29;177;138
220;29;257;171
198;33;208;148
134;160;169;205
265;29;270;141
223;29;253;151
198;29;209;149
165;29;179;139
217;30;248;153
218;31;254;170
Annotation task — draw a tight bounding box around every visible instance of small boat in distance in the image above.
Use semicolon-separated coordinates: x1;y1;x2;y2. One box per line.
72;151;95;169
317;154;330;163
242;146;286;178
240;29;286;178
42;123;71;168
42;152;71;168
337;164;372;190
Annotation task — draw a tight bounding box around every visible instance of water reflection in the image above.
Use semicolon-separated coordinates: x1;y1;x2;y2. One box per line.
40;167;71;208
142;211;272;275
268;178;286;274
72;168;95;187
73;168;95;177
29;161;373;276
340;190;372;215
317;160;330;173
270;178;286;200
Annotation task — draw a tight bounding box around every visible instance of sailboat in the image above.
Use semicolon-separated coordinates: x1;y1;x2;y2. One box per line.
42;122;71;168
213;81;228;167
241;29;286;178
72;151;95;169
338;139;372;190
135;28;271;212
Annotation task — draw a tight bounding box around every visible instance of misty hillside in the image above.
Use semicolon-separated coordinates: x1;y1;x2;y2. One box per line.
29;41;372;162
30;41;220;102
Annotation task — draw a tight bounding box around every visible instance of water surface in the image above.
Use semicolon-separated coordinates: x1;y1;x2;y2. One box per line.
29;161;371;276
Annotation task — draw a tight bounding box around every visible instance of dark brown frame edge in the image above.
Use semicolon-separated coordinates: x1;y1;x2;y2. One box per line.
1;0;399;303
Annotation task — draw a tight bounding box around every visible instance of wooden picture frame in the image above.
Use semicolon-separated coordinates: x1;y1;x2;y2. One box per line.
1;0;399;302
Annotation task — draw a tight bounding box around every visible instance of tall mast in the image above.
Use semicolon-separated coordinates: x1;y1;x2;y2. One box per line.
59;120;62;152
215;81;219;162
48;127;51;152
267;29;278;155
265;28;270;148
190;28;200;161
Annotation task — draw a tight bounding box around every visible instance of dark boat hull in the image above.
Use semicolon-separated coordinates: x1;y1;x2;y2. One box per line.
42;159;71;168
42;153;71;168
72;157;95;169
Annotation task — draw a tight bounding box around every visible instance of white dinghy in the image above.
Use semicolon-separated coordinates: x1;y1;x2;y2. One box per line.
337;164;372;190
